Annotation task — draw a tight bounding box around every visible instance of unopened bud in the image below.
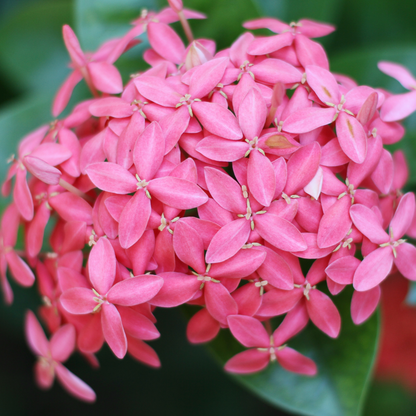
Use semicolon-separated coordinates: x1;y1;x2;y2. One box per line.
185;41;213;70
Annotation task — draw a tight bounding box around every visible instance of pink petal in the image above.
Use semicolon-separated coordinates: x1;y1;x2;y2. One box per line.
336;112;367;163
49;192;93;225
390;192;415;240
320;138;350;167
160;105;190;154
276;347;317;375
150;272;200;307
89;237;116;295
353;247;394;291
204;167;247;213
225;349;269;374
325;256;361;285
107;275;164;306
210;249;266;279
173;220;205;274
13;168;33;221
395;243;416;281
239;88;267;140
227;315;269;348
78;313;104;353
204;281;238;325
381;90;416;122
25;310;49;356
50;324;76;362
196;135;247;162
62;25;85;67
257;288;303;317
317;196;352;248
284;142;321;195
254;214;307;252
273;302;309;345
101;303;127;358
351;286;381;325
256;247;293;290
307;289;341;338
23;156;61;185
118;190;151;249
306;65;340;105
127;335;161;367
52;70;83;117
147;177;208;209
232;283;262;316
117;112;145;170
295;35;329;69
6;251;35;287
117;306;159;340
60;287;96;314
26;202;51;258
55;363;96;402
347;135;383;187
88;62;123;94
89;97;132;118
187;308;220;344
147;21;185;64
357;92;378;125
251;58;302;84
86;162;137;194
189;57;229;98
134;76;180;107
349;204;389;244
205;219;251;263
192;101;242;140
34;361;54;389
133;122;165;181
247;32;293;55
248;151;276;207
284;107;335;134
378;61;416;90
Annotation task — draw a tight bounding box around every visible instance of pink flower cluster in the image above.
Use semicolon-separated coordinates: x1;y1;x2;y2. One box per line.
2;0;416;402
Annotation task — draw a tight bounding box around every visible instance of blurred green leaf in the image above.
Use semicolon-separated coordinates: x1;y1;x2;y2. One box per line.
250;0;342;24
331;45;416;186
0;0;73;95
204;286;379;416
364;381;416;416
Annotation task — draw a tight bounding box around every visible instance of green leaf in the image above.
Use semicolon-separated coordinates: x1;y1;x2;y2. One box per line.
331;45;416;186
203;286;379;416
0;0;74;95
364;381;416;416
250;0;342;24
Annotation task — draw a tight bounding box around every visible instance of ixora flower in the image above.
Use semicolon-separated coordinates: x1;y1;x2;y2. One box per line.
2;0;416;408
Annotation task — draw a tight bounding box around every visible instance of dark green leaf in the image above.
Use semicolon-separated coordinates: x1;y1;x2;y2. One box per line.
364;381;416;416
250;0;342;24
204;286;379;416
0;0;73;95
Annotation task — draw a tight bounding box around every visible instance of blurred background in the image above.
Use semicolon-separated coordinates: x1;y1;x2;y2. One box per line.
1;0;416;415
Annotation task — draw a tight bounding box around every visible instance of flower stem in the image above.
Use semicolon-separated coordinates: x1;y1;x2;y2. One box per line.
59;178;94;203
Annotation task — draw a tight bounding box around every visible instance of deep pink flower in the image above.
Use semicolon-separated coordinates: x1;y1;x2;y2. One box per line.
25;310;96;402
